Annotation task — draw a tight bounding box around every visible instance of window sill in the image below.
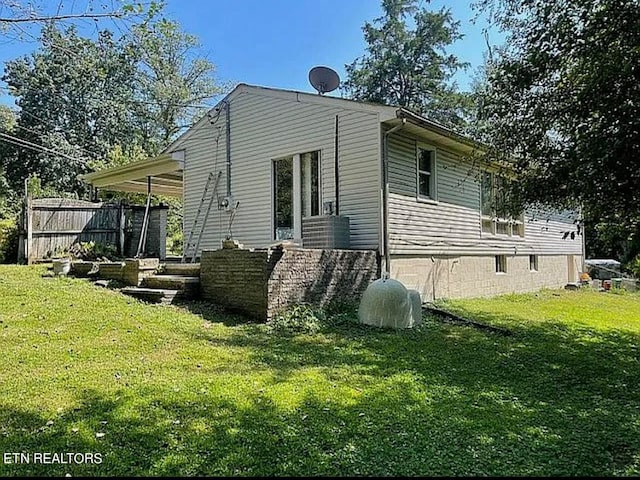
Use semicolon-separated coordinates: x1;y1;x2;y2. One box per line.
416;196;438;205
480;231;526;240
495;272;507;275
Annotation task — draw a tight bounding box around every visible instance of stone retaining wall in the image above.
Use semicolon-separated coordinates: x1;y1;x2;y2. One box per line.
200;247;380;320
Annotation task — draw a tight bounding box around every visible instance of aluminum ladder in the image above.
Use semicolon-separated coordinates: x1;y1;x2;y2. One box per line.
182;171;222;263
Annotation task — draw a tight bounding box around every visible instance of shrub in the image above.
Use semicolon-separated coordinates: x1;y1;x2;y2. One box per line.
268;301;363;335
167;230;183;255
626;254;640;279
268;304;326;335
324;300;360;327
0;217;19;263
67;241;119;261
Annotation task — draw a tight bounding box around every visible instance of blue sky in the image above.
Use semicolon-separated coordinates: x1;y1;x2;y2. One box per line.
0;0;503;107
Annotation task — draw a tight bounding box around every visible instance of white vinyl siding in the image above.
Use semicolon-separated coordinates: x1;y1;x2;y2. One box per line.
387;132;582;256
173;87;381;254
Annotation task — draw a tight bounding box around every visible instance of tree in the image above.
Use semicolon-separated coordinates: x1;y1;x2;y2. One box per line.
343;0;470;128
1;11;222;195
128;18;222;152
0;106;19;211
474;0;640;263
0;1;159;43
2;24;140;194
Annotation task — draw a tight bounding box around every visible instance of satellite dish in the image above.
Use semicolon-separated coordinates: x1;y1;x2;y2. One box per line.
309;66;340;95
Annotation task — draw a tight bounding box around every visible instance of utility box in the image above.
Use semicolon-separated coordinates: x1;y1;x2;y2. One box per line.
302;215;350;249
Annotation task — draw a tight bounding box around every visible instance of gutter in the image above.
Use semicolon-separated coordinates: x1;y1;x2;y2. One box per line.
395;108;487;153
381;118;406;278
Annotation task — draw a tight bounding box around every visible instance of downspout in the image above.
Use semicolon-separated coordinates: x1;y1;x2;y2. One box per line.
381;119;406;278
224;100;231;197
334;114;340;215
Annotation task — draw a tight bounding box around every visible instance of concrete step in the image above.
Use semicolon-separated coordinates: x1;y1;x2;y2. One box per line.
142;275;200;298
121;287;181;304
161;263;201;276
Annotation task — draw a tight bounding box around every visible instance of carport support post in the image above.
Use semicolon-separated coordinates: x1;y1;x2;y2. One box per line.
136;176;152;258
119;200;126;256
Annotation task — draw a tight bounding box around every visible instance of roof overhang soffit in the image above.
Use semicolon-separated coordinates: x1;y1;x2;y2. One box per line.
79;151;184;197
386;109;488;157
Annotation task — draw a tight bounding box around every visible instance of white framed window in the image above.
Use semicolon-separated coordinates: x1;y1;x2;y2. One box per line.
273;150;321;241
416;145;436;201
495;255;507;273
481;171;524;237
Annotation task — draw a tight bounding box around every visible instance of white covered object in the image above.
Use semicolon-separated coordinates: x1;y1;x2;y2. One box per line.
358;278;418;329
408;289;423;326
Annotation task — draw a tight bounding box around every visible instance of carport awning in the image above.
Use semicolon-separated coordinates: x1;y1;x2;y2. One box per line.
79;151;184;197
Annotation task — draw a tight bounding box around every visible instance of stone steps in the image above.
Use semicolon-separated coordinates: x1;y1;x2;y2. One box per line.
120;287;182;304
118;260;201;304
140;274;200;300
161;263;201;276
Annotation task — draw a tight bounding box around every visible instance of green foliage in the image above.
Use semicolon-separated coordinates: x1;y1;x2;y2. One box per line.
68;241;119;261
1;8;222;197
167;228;183;255
0;217;18;263
129;18;222;150
268;304;326;335
626;255;640;280
344;0;470;128
25;173;68;199
268;302;364;335
474;0;640;223
584;212;640;266
2;267;640;475
2;24;139;194
323;300;361;327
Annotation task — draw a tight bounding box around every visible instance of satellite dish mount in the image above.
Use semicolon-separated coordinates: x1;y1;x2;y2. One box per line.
309;66;340;95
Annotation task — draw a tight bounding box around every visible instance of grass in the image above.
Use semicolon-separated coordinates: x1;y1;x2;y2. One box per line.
0;266;639;476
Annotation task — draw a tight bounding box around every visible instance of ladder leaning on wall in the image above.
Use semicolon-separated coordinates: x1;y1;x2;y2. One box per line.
182;170;222;263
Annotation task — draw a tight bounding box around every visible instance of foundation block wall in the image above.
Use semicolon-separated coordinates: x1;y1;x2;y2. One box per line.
391;254;583;302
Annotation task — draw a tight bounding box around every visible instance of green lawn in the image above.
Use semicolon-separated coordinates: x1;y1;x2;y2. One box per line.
1;265;639;476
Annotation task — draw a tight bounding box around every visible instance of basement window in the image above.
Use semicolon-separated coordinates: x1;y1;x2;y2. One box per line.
495;255;507;274
530;255;539;272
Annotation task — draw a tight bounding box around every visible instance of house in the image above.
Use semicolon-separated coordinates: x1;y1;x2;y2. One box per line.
83;83;584;303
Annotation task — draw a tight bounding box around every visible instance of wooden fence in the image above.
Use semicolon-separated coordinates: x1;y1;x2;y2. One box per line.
18;198;167;263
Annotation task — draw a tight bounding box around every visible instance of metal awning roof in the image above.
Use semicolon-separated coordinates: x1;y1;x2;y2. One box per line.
79;151;184;197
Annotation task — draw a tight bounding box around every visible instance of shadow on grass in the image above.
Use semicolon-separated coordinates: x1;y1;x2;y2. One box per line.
184;313;640;476
176;300;259;327
2;308;640;476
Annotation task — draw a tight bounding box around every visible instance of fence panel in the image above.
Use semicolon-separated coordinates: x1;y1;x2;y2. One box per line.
21;198;122;263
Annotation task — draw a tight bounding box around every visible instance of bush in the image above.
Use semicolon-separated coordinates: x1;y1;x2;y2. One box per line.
268;301;362;335
167;230;183;255
0;217;19;263
67;241;119;261
268;304;326;335
626;254;640;279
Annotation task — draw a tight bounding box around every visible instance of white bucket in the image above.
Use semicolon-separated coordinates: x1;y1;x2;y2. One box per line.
52;258;71;276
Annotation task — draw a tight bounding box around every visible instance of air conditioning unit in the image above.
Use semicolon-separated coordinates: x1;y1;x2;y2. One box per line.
302;215;350;249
